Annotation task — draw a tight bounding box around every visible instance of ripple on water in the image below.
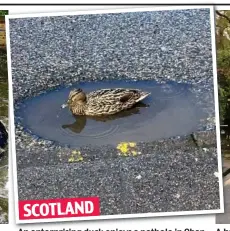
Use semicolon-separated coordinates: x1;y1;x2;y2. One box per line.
15;80;207;147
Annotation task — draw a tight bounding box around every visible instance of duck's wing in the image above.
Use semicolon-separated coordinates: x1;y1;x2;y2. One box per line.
119;92;136;102
87;88;124;98
87;88;145;103
85;89;150;115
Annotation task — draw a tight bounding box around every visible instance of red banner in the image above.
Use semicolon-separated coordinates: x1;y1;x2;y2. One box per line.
18;197;100;220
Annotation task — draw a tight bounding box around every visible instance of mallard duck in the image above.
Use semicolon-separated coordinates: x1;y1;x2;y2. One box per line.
67;88;150;116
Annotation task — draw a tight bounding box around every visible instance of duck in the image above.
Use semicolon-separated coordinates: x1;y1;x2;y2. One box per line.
67;88;151;116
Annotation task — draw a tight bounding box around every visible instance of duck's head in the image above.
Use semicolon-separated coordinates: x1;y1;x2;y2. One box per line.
67;88;86;105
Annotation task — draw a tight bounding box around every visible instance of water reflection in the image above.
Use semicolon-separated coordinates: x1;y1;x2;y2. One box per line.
62;102;148;134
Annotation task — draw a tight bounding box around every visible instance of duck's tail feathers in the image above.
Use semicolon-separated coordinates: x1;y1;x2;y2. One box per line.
136;92;151;103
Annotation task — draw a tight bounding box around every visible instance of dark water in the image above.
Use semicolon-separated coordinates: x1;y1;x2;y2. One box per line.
16;80;206;147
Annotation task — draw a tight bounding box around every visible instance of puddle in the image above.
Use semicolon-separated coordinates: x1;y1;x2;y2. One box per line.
15;80;207;147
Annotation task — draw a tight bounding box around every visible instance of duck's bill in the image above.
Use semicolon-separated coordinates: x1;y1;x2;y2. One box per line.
61;103;68;109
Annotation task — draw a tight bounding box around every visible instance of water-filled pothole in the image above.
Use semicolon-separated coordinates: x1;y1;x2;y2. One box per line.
15;80;207;147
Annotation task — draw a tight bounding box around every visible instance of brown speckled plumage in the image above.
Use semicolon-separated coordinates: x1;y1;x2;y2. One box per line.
67;88;150;116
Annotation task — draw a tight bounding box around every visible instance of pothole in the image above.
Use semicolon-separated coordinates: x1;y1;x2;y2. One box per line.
15;80;207;147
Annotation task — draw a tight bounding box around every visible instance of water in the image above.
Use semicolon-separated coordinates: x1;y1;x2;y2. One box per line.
16;80;206;147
